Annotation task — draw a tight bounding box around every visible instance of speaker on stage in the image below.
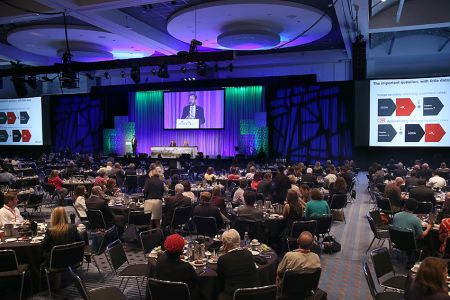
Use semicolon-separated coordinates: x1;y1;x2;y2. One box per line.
352;35;366;80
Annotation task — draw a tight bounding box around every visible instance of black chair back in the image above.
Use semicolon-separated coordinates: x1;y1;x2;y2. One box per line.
68;266;90;300
42;183;56;194
106;239;128;272
27;193;44;207
86;210;107;229
376;197;393;215
128;210;150;227
140;229;164;254
290;220;317;238
281;268;321;298
171;206;192;227
368;209;384;227
49;241;85;271
369;247;395;279
233;285;277;300
363;262;378;299
125;175;138;192
93;226;118;255
330;194;347;209
234;220;265;242
147;277;191;300
388;226;417;252
0;249;19;272
193;216;218;237
366;214;378;237
414;201;433;214
310;214;332;236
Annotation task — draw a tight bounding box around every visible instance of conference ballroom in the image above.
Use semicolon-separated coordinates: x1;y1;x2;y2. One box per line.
1;0;450;299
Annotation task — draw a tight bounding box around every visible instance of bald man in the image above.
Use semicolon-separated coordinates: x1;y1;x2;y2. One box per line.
384;177;406;212
276;231;321;286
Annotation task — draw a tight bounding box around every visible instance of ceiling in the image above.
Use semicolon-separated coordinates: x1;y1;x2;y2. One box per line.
0;0;447;79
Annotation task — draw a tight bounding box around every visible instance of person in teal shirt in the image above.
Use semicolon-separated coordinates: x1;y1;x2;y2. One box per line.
392;198;432;239
305;189;331;218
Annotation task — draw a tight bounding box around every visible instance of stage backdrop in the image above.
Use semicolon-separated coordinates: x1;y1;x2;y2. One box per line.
129;86;267;157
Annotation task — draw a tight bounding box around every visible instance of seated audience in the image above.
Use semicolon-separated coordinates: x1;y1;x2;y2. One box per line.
323;167;337;189
299;184;311;203
48;169;69;205
288;175;300;196
110;162;125;187
232;179;247;205
104;178;120;197
245;166;256;181
204;167;216;182
304;189;330;218
273;166;291;204
86;186;124;229
125;163;137;175
217;229;258;300
392;198;432;240
302;168;317;184
236;190;263;222
227;167;241;181
392;162;407;178
418;163;433;181
211;185;226;213
371;165;385;185
257;172;273;201
73;185;87;220
407;257;449;300
163;184;191;226
406;171;420;188
193;192;224;229
409;179;436;207
383;177;405;212
313;161;323;175
0;192;25;226
427;170;447;189
181;180;197;203
250;172;262;191
0;165;16;185
94;169;108;187
64;161;78;178
340;167;354;188
43;206;82;254
329;177;348;200
154;234;198;294
439;216;450;254
283;189;304;234
276;231;321;286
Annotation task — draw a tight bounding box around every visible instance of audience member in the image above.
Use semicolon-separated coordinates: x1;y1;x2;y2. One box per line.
227;167;240;181
0;192;25;226
245;166;256;180
392;198;432;240
104;178;120;197
283;189;304;234
232;179;247;205
276;231;321;286
384;177;406;212
73;185;87;220
181;180;197;203
302;168;317;184
419;163;433;181
427;170;447;189
257;172;273;201
323;167;337;189
329;177;348;200
86;186;124;229
250;172;262;191
48;169;69;205
143;168;165;228
163;184;191;227
313;161;323;175
299;184;311;203
392;162;407;178
211;185;226;212
217;229;258;300
236;190;263;222
409;179;436;207
204;167;216;182
304;189;330;218
0;165;16;185
273;166;291;204
193;192;224;229
407;257;449;300
288;175;301;196
94;169;108;187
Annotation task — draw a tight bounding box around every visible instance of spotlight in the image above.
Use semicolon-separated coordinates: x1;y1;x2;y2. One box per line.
59;68;79;89
26;75;38;89
189;39;202;54
151;68;157;76
130;65;140;83
120;70;126;78
181;66;187;73
196;61;207;77
157;64;169;78
104;72;110;79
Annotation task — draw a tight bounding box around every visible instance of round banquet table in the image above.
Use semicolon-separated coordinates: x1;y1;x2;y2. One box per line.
145;246;278;300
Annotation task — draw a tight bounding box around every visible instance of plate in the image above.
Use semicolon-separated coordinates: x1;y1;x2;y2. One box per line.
5;238;17;242
193;261;206;267
30;240;42;244
251;250;260;256
208;259;218;264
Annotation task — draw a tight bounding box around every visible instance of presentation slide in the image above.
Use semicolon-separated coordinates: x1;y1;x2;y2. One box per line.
369;76;450;147
0;97;43;145
164;90;225;129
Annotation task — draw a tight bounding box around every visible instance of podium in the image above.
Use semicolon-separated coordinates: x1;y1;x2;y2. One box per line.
176;119;199;129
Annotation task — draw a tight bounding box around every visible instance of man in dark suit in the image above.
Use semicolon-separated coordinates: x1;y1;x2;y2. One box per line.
193;192;224;229
86;186;123;229
257;172;273;201
409;179;436;207
181;93;205;126
131;135;137;156
392;162;407;178
163;183;191;226
302;168;317;185
272;166;291;204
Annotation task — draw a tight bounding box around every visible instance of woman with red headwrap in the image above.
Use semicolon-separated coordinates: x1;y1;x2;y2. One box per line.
154;234;198;295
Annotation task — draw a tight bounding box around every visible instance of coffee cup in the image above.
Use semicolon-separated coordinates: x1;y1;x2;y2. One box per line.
4;224;13;237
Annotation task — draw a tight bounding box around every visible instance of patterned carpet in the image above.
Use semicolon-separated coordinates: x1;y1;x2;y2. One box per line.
20;172;382;300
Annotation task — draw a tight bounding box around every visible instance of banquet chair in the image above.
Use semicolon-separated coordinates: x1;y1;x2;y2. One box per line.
140;228;164;255
369;247;407;292
413;201;433;214
279;268;322;300
147;278;191;300
69;266;127;300
363;262;403;300
168;206;192;235
233;285;277;300
369;209;389;230
330;194;348;223
193;216;218;237
388;226;422;266
128;210;151;232
234;220;266;243
0;249;32;300
25;193;44;216
42;182;58;207
106;239;148;299
286;220;317;251
125;175;138;193
86;210;108;230
366;214;391;253
85;225;118;275
309;214;332;242
376;197;394;218
40;241;85;298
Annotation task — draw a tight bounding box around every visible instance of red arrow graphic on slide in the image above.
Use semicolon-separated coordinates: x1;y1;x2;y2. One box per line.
7;112;16;124
21;130;32;142
396;98;416;116
425;124;446;142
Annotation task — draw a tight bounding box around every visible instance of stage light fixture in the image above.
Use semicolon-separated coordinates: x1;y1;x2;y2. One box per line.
130;65;140;83
181;66;187;73
196;61;207;77
120;70;126;78
157;64;169;78
26;75;38;89
189;39;202;54
151;68;157;76
104;72;110;79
